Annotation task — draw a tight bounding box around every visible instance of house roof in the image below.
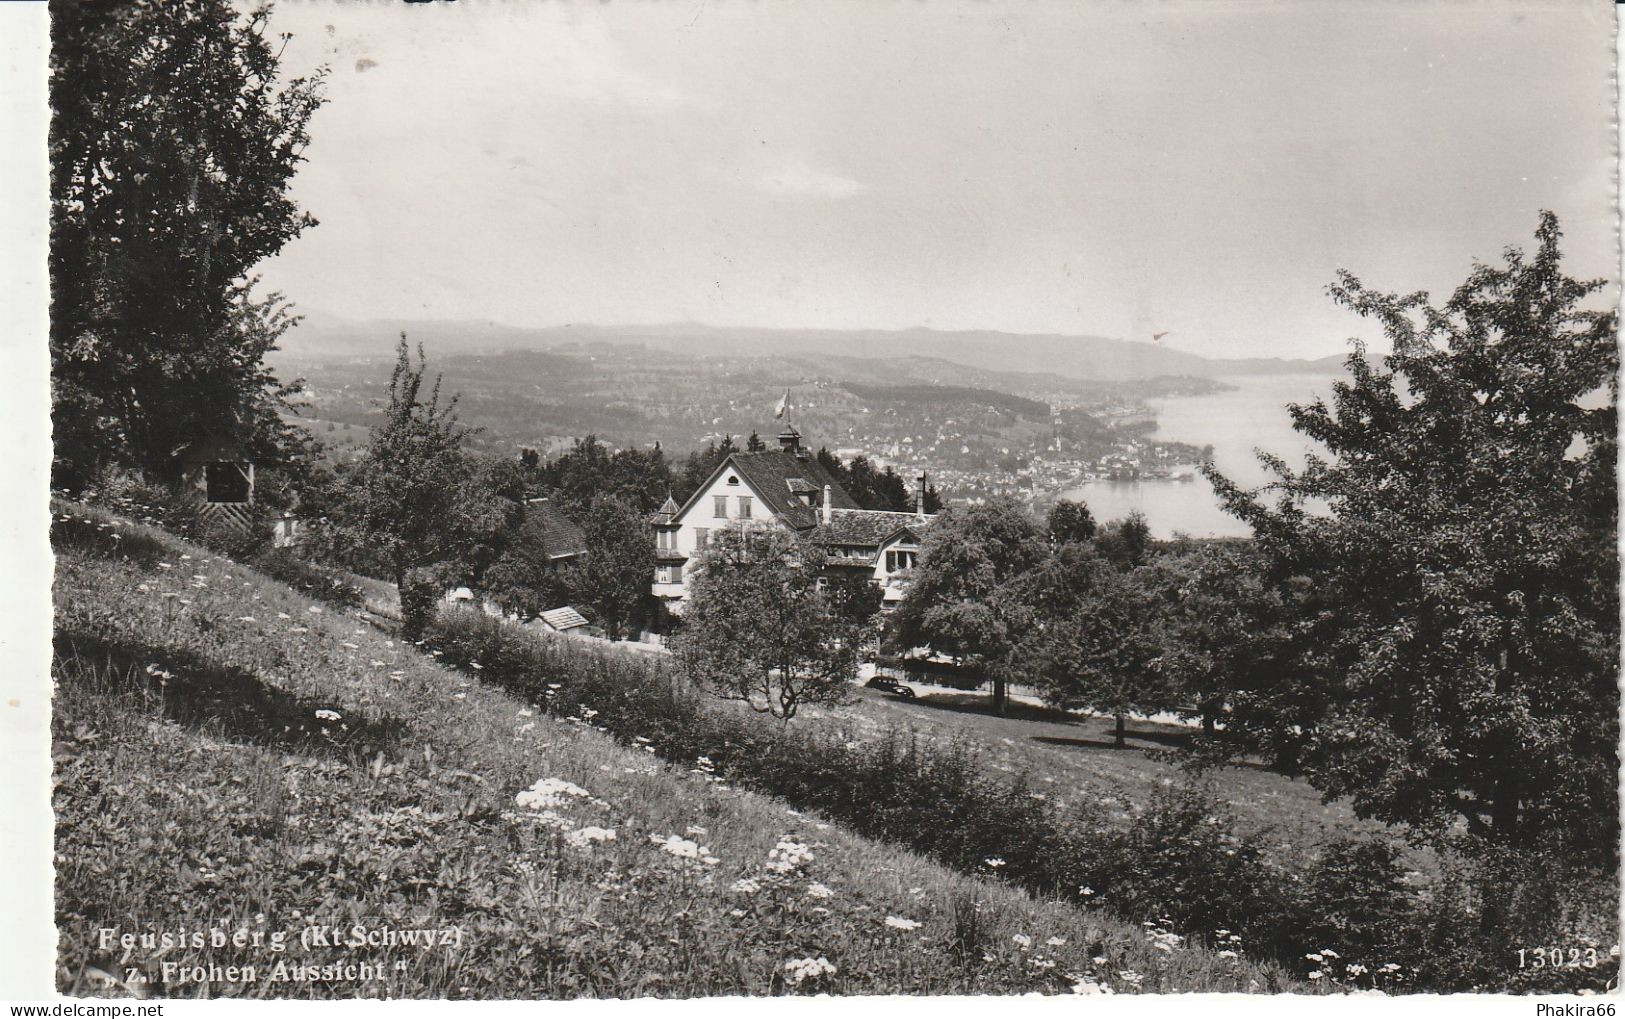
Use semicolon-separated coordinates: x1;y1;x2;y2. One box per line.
648;495;681;526
539;606;590;631
676;450;858;530
808;508;933;549
173;433;251;464
526;498;588;558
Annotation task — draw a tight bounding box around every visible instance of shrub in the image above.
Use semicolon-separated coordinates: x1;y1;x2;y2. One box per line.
252;548;365;609
1089;784;1289;951
399;569;443;642
412;605;1617;994
1399;843;1621;993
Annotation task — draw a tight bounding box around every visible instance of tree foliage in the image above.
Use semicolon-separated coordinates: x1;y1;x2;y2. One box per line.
815;448;944;513
889;496;1048;712
333;340;520;634
575;496;656;640
1204;212;1619;858
541;435;672;517
1133;542;1277;739
1008;544;1179;746
1046;498;1098;545
49;0;326;488
672;528;863;722
1094;511;1153;570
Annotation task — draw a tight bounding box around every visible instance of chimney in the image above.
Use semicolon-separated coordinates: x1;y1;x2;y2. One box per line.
821;484;832;525
915;472;928;520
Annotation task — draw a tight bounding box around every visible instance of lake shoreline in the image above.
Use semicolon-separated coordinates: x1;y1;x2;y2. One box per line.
1033;371;1346;539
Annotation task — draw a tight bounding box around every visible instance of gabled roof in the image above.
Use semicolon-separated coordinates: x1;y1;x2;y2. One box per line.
526;498;589;558
673;450;858;531
539;606;590;631
808;508;934;549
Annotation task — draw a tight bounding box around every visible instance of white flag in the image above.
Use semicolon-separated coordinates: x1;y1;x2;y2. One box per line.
773;388;791;419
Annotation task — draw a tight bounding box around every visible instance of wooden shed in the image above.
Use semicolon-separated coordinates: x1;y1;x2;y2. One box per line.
174;433;255;530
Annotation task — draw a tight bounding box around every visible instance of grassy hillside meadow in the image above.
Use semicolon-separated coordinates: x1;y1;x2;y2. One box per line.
824;690;1427;877
50;502;1301;998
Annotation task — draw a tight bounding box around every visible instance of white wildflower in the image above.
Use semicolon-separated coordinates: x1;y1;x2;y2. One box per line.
515;777;592;810
883;916;921;931
766;837;815;873
564;826;616;849
784;956;837;986
1068;974;1112;995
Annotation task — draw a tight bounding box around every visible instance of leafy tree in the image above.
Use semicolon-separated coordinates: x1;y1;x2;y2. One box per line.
477;530;565;621
825;571;885;629
1046;498;1098;545
1009;545;1178;746
576;496;655;640
673;528;863;722
889;497;1048;713
333;339;520;636
1205;213;1619;858
1134;542;1275;739
813;447;943;512
541;435;674;517
49;0;326;489
1094;511;1152;570
746;430;767;452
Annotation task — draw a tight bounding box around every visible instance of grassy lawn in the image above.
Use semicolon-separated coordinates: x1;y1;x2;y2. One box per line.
838;689;1397;858
50;503;1300;998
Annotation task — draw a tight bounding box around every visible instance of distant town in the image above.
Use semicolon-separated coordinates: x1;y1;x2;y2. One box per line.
277;340;1218;506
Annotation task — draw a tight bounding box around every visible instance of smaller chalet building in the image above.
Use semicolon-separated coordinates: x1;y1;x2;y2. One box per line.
524;497;589;562
650;428;936;612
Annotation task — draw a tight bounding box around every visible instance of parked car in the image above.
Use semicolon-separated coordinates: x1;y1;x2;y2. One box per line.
863;675;917;700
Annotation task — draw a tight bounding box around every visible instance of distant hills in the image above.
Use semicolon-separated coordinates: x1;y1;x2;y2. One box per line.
274;313;1346;381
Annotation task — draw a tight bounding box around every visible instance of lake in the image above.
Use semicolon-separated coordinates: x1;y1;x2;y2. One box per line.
1058;371;1347;539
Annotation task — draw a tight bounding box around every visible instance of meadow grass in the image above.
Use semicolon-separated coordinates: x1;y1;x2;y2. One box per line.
409;551;1619;995
50;503;1300;998
820;687;1416;873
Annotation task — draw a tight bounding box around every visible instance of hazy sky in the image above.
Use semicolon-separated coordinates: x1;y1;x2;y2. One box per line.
258;1;1619;360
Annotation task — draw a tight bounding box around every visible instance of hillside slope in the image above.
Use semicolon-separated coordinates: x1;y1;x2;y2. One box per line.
49;504;1294;998
276;314;1345;382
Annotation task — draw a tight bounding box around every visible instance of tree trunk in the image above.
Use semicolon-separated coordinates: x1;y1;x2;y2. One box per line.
991;674;1007;715
1114;712;1126;748
1202;711;1216;739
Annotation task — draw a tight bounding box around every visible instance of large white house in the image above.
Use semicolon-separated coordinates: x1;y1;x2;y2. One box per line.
649;428;937;612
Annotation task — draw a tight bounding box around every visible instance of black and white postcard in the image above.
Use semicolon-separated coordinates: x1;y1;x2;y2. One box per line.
3;0;1621;1008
